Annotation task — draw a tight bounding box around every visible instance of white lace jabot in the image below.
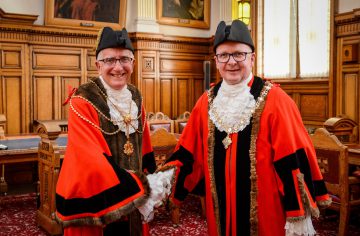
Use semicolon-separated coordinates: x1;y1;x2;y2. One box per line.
99;76;139;134
209;73;256;133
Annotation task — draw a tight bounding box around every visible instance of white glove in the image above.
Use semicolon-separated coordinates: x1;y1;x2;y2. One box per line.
137;169;175;222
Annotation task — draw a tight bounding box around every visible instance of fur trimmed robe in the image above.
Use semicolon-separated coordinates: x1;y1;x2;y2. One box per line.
56;78;156;235
163;77;331;236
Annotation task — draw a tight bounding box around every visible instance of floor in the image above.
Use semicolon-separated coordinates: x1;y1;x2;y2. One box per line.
2;183;37;196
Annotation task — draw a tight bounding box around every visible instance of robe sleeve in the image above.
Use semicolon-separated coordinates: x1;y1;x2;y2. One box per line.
56;96;150;228
266;86;331;221
141;106;156;174
160;93;208;205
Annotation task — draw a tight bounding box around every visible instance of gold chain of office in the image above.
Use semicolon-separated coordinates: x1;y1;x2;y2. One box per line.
69;81;144;156
209;81;273;149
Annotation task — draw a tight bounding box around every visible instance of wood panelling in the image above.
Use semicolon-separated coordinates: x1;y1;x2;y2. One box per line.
277;79;329;127
33;76;82;121
2;48;21;68
343;73;358;122
160;59;204;74
194;78;204;102
300;94;328;121
133;35;212;119
176;78;190;117
141;77;156;113
0;20;212;134
3;76;21;134
0;43;26;134
33;76;54;120
86;50;97;71
32;47;81;70
160;78;173;117
335;9;360;131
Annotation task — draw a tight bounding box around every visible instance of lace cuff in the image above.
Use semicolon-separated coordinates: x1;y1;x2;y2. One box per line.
285;213;316;236
136;169;175;222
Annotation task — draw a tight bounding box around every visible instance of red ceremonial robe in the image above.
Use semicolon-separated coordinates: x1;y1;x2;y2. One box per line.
56;79;156;236
163;77;331;236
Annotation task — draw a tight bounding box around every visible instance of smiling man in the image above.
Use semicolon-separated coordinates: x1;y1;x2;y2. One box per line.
161;20;331;236
55;27;156;236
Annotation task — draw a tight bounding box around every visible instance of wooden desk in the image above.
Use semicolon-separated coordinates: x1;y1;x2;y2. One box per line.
348;144;360;166
0;136;67;195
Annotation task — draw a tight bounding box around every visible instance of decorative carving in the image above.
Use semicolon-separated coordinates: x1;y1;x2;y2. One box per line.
343;44;359;63
335;9;360;37
317;155;329;174
143;57;154;71
324;116;358;144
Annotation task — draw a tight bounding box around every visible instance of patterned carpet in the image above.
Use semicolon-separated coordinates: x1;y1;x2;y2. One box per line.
0;193;359;236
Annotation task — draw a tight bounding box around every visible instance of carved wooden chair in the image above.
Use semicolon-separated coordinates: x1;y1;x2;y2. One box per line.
174;111;191;134
310;128;360;236
148;112;174;133
146;111;155;121
150;128;177;169
323;116;359;144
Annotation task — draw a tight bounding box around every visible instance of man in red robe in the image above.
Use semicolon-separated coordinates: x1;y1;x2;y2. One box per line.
55;27;156;235
162;20;331;236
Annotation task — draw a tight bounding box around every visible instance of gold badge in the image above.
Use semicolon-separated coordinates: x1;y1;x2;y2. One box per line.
222;134;232;149
124;140;134;156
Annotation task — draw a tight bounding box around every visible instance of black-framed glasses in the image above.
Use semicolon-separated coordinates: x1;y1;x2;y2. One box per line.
98;57;134;66
215;52;253;63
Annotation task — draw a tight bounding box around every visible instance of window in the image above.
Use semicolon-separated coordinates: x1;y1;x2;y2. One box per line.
232;0;251;25
257;0;331;79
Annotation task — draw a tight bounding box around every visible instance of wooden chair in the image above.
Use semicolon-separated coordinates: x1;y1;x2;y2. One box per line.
146;111;155;121
175;111;190;134
323;116;359;144
310;128;360;236
148;112;174;133
150;128;177;168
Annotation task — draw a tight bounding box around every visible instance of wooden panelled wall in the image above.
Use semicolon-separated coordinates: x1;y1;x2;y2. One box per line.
132;33;213;119
0;21;213;135
334;9;360;127
2;10;358;135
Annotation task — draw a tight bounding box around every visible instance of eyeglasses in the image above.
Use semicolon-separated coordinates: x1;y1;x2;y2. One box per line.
98;57;134;66
215;52;253;63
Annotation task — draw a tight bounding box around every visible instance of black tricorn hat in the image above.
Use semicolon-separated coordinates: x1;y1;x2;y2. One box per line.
213;20;254;52
95;27;134;58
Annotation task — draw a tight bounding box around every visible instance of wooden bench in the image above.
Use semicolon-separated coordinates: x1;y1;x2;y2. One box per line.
35;120;67;235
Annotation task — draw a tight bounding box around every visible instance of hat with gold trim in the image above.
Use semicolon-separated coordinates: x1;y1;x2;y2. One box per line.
95;27;134;58
213;20;254;52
